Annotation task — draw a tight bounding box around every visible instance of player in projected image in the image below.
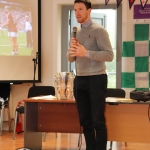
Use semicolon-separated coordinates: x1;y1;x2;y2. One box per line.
1;6;19;55
25;15;33;48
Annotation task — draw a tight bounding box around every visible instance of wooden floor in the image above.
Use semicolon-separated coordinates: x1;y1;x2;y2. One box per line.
1;131;150;150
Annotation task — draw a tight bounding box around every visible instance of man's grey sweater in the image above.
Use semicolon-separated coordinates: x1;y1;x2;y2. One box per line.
67;21;114;76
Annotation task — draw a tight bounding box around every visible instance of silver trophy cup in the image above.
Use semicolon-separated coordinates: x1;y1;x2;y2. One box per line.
54;72;74;100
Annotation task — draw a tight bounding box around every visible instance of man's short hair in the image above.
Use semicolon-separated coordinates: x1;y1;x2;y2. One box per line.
74;0;92;9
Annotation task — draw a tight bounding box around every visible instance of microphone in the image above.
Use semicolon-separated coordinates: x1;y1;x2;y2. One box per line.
32;52;39;64
73;27;77;38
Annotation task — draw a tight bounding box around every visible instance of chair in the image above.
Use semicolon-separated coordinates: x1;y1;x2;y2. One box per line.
0;83;11;136
106;88;126;150
106;88;125;98
12;86;55;140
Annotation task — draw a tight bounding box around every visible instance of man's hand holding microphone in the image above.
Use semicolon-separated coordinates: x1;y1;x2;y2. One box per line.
68;27;88;57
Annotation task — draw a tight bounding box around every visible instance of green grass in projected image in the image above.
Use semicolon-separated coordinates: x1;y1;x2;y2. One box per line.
0;30;33;56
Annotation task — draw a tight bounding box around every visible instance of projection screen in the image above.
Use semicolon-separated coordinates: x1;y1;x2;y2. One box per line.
0;0;41;83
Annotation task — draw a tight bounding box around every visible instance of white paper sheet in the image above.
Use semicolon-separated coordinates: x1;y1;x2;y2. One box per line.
31;95;57;100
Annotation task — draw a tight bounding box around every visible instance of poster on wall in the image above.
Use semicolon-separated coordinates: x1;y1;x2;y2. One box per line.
134;4;150;19
122;24;150;90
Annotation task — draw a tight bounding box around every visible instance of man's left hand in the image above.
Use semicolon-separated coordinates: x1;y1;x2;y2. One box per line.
69;43;88;57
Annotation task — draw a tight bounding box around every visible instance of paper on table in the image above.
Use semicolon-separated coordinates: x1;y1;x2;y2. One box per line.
31;95;57;100
106;97;136;103
106;97;118;102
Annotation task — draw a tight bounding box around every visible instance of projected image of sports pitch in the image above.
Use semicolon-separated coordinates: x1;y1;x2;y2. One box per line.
0;0;41;82
0;1;33;56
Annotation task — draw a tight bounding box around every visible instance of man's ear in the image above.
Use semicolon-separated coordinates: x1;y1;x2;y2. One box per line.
88;8;92;15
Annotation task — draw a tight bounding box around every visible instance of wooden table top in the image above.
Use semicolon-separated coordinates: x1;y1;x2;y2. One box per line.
23;95;146;104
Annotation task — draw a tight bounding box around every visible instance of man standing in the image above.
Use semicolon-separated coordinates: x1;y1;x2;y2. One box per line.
67;0;114;150
25;15;33;48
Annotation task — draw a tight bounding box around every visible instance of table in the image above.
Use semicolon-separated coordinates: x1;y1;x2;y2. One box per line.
24;97;150;150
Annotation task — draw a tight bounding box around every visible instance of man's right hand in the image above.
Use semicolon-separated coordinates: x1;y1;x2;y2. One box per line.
70;37;78;48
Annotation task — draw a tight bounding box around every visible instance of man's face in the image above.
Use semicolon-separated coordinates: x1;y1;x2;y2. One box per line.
74;3;91;24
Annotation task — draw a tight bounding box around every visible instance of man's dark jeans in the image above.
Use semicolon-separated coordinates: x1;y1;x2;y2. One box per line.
74;74;107;150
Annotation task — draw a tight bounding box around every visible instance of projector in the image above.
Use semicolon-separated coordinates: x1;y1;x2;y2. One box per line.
130;90;150;102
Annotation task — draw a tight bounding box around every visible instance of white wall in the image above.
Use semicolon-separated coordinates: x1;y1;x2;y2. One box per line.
3;0;150;130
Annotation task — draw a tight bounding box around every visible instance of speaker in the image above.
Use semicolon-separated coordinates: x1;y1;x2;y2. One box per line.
130;90;150;102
